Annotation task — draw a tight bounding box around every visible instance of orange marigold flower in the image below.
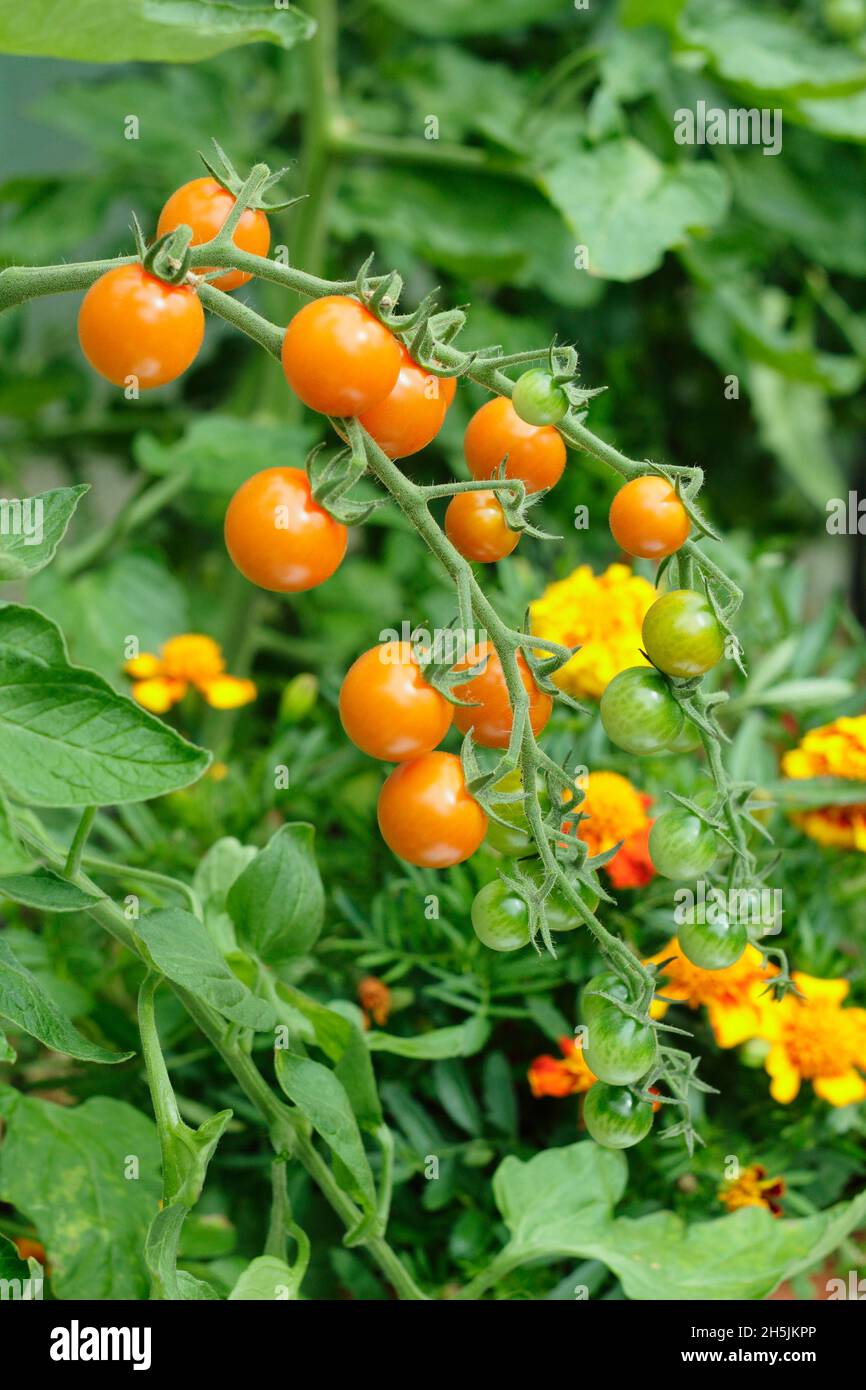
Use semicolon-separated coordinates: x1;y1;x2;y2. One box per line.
718;1164;786;1217
782;714;866;851
358;976;392;1028
528;1036;597;1098
564;771;656;889
124;633;256;714
530;562;655;699
647;938;778;1048
13;1236;47;1264
758;972;866;1108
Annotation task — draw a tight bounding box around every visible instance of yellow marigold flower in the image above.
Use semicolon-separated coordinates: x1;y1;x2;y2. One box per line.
782;715;866;851
647;938;778;1048
530;562;655;699
124;633;256;714
758;972;866;1107
718;1164;785;1217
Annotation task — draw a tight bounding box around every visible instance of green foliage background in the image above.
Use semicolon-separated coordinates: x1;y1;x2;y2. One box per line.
0;0;864;1301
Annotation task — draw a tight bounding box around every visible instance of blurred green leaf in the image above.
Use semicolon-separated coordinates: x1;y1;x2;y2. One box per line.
227;822;325;964
0;484;88;581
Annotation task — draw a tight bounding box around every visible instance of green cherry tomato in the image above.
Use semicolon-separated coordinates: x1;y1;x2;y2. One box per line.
485;768;549;856
523;860;599;931
471;880;531;952
642;589;725;679
665;717;702;753
649;808;718;880
678;916;747;971
511;369;569;427
581;978;658;1085
600;666;684;755
580;970;632;1023
583;1083;654;1149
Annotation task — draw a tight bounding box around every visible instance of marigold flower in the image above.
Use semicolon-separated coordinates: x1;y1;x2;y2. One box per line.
530;562;655;699
718;1164;785;1217
782;715;866;851
124;633;256;714
647;938;777;1048
565;770;656;889
758;972;866;1107
528;1036;597;1097
13;1236;47;1264
358;976;392;1028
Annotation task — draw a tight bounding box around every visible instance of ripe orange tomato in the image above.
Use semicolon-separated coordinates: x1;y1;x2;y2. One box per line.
156;177;270;292
281;295;401;417
78;264;204;389
445;490;519;563
464;396;566;494
609;476;690;560
377;751;487;867
359;348;447;458
224;466;347;592
339;641;453;761
452;642;552;748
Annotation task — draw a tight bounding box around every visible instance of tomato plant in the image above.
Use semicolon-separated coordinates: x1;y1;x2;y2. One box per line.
583;1084;655;1149
281;295;402;416
377;751;488;868
77;264;204;389
452;643;552;748
339;641;453;761
444;488;520;563
649;808;718;880
511;368;568;426
358;347;448;458
224;466;347;591
599;666;684;754
642;589;725;678
581;973;658;1084
464;396;566;493
157;177;270;292
678;917;748;971
608;476;690;560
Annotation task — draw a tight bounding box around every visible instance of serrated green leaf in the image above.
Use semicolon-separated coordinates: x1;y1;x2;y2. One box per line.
0;485;88;581
0;604;209;806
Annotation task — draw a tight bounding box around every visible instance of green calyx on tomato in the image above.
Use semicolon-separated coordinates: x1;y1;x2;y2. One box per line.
485;767;549;856
583;1082;654;1149
581;971;658;1085
649;808;718;880
678;916;747;971
642;589;725;679
511;369;569;427
600;666;684;755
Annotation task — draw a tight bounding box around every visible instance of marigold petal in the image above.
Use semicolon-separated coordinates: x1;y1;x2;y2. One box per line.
124;652;162;678
708;1000;764;1050
813;1070;866;1107
198;675;257;710
131;678;186;713
791;972;850;1005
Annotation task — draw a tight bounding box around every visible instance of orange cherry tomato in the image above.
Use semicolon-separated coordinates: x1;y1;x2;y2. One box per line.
609;476;690;560
464;396;566;494
156;177;270;292
445;489;519;563
359;348;447;458
339;641;453;761
77;264;204;389
224;466;346;592
377;751;488;868
281;295;401;416
441;375;457;408
452;642;552;748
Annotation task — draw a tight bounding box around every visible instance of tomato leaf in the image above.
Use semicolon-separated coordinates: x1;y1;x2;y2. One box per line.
0;934;132;1064
227;822;324;964
366;1014;490;1059
0;485;88;581
133;908;276;1032
0;604;209;806
0;868;100;912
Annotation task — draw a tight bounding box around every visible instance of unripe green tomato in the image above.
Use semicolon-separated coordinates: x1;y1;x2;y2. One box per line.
678;916;747;971
649;808;718;879
600;666;684;755
665;717;702;753
581;983;658;1086
580;970;633;1023
485;767;549;856
279;672;318;723
471;879;531;952
523;860;599;930
583;1083;654;1149
511;369;569;427
823;0;866;37
642;589;725;679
